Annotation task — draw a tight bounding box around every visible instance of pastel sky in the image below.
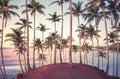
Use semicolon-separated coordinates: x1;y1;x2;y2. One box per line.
0;0;112;47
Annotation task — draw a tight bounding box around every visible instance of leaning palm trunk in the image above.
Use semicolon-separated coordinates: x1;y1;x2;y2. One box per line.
26;0;31;71
18;54;24;73
1;16;7;79
0;66;4;79
68;0;73;65
101;6;109;74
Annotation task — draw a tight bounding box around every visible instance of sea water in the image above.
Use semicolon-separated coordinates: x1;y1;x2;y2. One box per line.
0;48;120;79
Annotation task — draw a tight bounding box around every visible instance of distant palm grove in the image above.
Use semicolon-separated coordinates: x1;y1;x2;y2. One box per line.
0;0;120;79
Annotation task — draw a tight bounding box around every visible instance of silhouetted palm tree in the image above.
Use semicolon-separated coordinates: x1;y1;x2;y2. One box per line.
5;28;25;73
34;38;44;66
86;24;100;66
82;5;102;68
47;12;61;64
49;0;69;63
107;32;117;76
22;0;45;69
99;50;106;70
44;35;54;64
0;0;19;78
81;42;92;64
107;0;120;77
72;45;79;63
72;1;84;64
37;23;49;41
86;0;109;74
15;18;32;71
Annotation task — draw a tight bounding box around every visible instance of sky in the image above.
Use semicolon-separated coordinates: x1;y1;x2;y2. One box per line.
0;0;112;47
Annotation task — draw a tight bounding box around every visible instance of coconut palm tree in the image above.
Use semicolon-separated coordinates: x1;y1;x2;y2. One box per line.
47;12;61;64
22;0;45;69
25;0;31;71
107;32;117;76
86;24;100;66
82;5;103;68
44;36;54;64
15;18;32;71
34;38;44;66
81;42;92;64
37;53;46;66
72;45;79;63
62;38;69;62
71;1;84;64
99;50;106;70
107;0;120;77
0;0;19;78
49;0;69;63
15;18;32;30
86;0;109;74
37;23;49;41
5;28;25;73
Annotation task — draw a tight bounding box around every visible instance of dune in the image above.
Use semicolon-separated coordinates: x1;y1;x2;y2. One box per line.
14;63;114;79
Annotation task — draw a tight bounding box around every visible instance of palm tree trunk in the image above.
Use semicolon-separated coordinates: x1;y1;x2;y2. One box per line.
101;6;109;74
77;16;82;64
92;39;94;66
41;50;44;66
116;28;119;77
59;3;64;63
96;25;100;69
1;16;7;79
0;65;4;79
112;43;115;76
26;0;31;71
33;12;36;69
68;0;73;65
54;22;57;64
18;55;24;73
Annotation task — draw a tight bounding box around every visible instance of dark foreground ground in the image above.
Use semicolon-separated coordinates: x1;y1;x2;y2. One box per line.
14;63;119;79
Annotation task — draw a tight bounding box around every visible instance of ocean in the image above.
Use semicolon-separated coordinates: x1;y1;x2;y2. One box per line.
0;48;120;79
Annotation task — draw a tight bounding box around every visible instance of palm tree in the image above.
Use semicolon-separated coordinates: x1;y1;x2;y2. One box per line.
37;53;46;66
34;38;44;66
15;18;32;71
44;36;54;64
49;0;69;63
47;12;61;64
82;5;103;68
5;28;25;73
22;0;45;69
62;38;69;62
81;42;92;64
0;0;19;78
25;0;31;71
72;45;79;63
107;0;120;77
86;0;109;74
72;1;84;64
37;23;49;41
107;32;117;76
99;50;106;70
86;24;100;66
